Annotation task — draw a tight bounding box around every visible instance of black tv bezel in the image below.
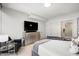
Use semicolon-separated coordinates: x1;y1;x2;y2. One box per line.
24;21;38;32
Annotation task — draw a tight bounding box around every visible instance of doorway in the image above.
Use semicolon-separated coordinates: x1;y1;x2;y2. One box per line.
61;20;72;40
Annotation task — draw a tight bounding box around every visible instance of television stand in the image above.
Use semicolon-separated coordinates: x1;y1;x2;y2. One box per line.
24;32;40;45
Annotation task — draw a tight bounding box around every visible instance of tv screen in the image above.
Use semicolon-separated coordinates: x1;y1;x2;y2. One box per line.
24;21;38;32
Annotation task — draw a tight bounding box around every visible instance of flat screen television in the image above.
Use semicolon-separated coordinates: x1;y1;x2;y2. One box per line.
24;21;38;32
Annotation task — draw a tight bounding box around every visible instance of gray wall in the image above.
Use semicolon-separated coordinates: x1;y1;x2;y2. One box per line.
46;12;79;38
1;7;46;39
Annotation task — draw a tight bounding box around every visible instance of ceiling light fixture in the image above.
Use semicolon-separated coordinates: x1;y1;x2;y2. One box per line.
44;3;51;7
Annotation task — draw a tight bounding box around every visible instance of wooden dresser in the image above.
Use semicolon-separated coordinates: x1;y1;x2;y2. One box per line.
24;32;40;45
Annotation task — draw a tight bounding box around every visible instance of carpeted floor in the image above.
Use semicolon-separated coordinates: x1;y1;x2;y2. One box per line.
17;44;33;56
0;44;33;56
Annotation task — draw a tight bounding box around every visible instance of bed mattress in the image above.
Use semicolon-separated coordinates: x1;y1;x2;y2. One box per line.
38;40;79;56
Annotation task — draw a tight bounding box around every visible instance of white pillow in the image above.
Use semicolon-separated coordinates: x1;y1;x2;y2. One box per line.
70;43;79;53
70;38;79;54
0;35;8;42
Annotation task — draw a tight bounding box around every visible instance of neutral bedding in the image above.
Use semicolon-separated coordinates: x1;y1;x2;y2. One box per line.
32;39;79;56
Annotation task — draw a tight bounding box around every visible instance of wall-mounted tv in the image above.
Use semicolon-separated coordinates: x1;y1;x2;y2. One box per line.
24;21;38;32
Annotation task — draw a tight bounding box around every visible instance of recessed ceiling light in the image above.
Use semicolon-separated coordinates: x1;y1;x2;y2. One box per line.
44;3;51;7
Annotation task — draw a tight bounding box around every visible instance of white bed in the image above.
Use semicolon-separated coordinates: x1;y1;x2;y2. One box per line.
37;39;79;56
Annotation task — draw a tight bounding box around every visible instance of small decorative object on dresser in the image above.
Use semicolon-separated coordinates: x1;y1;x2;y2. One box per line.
24;32;40;45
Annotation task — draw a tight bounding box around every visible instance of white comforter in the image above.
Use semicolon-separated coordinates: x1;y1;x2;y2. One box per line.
38;40;79;56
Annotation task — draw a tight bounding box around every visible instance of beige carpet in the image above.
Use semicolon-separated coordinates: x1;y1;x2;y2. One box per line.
17;44;33;56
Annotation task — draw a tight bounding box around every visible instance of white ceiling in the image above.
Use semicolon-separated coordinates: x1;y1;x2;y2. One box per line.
2;3;79;20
